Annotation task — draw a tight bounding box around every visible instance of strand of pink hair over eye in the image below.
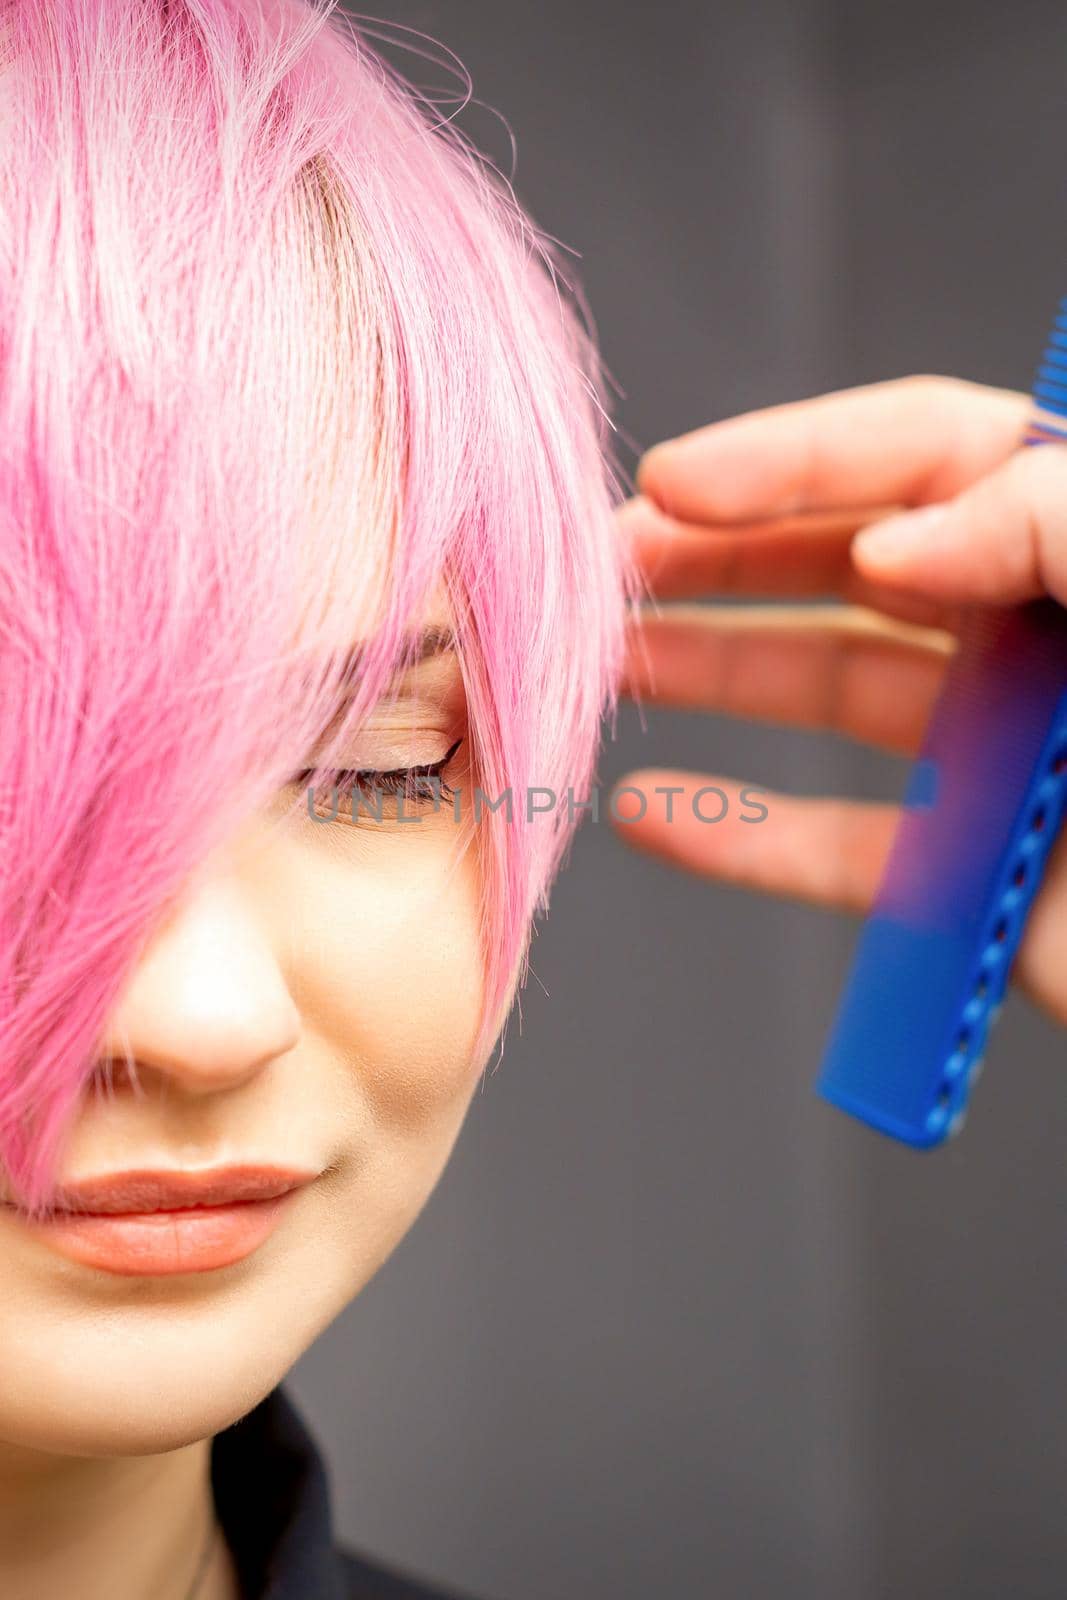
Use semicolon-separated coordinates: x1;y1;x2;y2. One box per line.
0;0;642;1213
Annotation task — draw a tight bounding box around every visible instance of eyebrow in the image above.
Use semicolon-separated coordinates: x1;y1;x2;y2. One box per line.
302;625;458;759
336;624;456;690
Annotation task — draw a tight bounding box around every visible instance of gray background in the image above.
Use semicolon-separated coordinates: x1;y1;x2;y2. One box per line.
290;3;1067;1595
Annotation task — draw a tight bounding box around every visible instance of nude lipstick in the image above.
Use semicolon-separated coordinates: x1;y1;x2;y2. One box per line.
1;1165;316;1276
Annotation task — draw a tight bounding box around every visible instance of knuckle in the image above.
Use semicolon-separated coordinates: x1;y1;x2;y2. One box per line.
900;373;1002;416
899;373;957;402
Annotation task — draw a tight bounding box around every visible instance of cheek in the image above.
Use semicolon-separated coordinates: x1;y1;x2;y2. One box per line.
277;825;489;1132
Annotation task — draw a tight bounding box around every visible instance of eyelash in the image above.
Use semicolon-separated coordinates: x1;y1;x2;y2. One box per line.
290;737;464;812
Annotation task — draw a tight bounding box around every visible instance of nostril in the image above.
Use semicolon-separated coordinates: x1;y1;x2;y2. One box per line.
85;1046;143;1096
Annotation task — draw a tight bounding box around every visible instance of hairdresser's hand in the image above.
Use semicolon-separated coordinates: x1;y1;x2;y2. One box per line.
612;374;1067;1025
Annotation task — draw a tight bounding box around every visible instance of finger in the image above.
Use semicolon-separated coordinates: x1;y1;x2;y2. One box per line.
617;494;966;631
636;376;1028;525
618;493;887;592
609;770;899;914
621;605;953;756
852;442;1067;606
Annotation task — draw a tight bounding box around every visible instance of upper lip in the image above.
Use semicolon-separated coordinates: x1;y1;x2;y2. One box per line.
9;1165;318;1216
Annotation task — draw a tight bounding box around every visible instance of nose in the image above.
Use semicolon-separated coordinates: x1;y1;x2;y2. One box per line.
95;862;302;1098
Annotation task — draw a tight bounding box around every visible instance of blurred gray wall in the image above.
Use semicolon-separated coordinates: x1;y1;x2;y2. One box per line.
290;3;1067;1595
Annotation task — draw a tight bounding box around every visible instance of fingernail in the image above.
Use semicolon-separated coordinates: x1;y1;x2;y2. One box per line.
854;503;950;565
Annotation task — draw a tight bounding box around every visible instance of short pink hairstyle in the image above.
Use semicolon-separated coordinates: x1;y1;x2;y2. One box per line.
0;0;637;1211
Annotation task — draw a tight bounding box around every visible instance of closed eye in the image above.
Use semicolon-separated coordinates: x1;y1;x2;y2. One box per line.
290;737;464;813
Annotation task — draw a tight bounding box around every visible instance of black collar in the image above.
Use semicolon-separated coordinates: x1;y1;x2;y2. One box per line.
212;1384;347;1600
212;1385;487;1600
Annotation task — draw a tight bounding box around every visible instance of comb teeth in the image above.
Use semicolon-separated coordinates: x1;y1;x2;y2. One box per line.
817;603;1067;1148
923;724;1067;1142
1028;296;1067;428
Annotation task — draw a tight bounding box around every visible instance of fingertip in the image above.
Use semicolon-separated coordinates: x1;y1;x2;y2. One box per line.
614;493;673;537
851;504;951;573
607;769;656;825
639;427;739;518
849;500;1026;605
639;416;807;524
635;441;677;505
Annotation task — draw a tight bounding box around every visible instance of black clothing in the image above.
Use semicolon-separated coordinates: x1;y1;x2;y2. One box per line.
212;1385;488;1600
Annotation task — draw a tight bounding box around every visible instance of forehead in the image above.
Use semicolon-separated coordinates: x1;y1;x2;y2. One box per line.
301;574;456;665
403;578;454;638
345;581;461;715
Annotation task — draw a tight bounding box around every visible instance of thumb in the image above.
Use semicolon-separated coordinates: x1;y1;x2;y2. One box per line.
851;442;1067;606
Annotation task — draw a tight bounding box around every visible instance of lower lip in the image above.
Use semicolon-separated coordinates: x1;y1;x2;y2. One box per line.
7;1193;298;1276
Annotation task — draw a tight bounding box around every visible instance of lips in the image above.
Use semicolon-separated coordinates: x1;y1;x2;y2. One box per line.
42;1165;313;1215
1;1164;318;1276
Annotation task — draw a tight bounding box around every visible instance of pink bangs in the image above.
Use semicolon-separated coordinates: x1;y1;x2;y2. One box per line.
0;0;638;1211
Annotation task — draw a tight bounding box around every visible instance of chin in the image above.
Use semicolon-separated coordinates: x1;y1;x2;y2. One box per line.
0;1255;354;1458
7;1378;277;1459
0;1322;299;1458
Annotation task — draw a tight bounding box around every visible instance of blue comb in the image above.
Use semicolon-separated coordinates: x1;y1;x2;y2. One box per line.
816;299;1067;1147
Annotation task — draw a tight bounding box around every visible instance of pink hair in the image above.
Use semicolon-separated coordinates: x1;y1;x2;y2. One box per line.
0;0;639;1212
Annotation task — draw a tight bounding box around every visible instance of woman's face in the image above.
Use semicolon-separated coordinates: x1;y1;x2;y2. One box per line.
0;589;508;1457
